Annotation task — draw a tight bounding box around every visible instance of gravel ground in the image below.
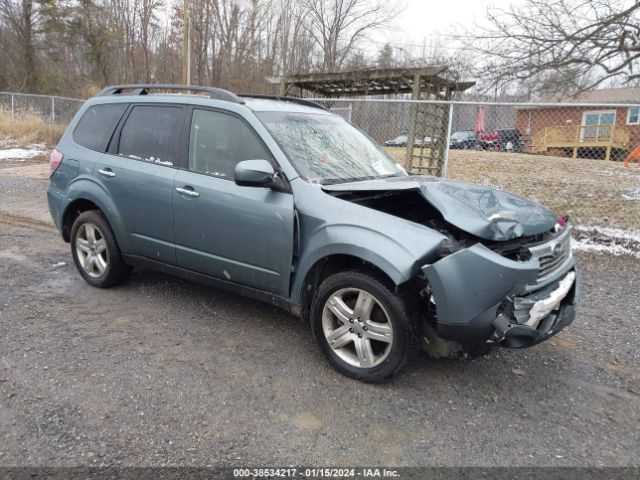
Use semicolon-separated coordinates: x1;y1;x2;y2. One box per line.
0;167;639;468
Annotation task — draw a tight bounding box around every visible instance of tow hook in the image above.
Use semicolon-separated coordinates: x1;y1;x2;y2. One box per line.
489;314;514;343
491;313;543;348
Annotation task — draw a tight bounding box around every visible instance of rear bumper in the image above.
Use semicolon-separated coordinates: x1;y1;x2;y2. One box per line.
422;242;579;348
47;185;64;232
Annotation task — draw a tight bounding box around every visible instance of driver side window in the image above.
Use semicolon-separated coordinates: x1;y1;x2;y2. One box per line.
189;109;271;180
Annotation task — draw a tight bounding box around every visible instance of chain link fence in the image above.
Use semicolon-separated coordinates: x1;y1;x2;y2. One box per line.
0;92;84;125
314;98;640;234
0;91;638;234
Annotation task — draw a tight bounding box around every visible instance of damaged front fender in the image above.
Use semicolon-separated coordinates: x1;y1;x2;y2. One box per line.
422;243;538;340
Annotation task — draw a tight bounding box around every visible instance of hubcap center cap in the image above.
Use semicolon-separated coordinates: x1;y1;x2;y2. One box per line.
351;321;365;334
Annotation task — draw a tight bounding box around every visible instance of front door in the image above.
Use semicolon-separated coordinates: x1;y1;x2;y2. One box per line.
98;104;186;263
173;108;295;295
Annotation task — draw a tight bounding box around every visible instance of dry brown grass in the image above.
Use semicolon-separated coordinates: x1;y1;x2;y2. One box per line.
385;147;640;230
0;109;65;147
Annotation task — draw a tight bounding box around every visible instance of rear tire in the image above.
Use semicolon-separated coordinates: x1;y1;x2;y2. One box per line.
310;269;420;382
70;210;132;288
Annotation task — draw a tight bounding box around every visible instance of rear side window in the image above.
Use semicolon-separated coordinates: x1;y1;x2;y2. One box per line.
73;104;127;152
117;106;184;166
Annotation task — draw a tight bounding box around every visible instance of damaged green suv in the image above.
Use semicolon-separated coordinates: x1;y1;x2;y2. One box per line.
48;84;579;382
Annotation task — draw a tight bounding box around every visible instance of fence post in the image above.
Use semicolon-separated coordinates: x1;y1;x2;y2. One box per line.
51;97;55;124
11;94;14;118
441;103;454;178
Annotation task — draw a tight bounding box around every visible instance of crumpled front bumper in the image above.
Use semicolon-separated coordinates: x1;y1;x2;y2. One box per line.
421;242;579;348
489;271;578;348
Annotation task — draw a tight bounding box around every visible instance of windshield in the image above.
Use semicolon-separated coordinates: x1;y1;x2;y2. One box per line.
257;111;406;184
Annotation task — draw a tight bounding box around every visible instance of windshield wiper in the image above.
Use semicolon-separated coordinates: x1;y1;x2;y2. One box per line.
319;177;362;185
376;172;406;179
319;173;405;185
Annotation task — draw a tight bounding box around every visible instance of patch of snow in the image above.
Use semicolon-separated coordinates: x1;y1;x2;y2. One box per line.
571;238;640;259
621;188;640;200
0;147;47;161
575;225;640;241
572;225;640;259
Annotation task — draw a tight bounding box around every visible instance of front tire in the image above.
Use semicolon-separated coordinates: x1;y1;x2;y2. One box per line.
310;270;420;382
70;210;132;288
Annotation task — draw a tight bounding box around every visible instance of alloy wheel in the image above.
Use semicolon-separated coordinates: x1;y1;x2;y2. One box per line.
75;223;108;278
321;288;393;368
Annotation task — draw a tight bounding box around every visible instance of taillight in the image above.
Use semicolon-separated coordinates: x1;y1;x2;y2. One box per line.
50;149;63;173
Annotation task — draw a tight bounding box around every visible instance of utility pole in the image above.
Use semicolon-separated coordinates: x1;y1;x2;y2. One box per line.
182;0;191;85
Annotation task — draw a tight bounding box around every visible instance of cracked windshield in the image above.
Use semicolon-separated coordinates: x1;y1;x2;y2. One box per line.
257;111;405;184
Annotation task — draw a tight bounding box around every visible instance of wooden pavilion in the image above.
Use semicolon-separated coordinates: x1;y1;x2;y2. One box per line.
268;66;475;176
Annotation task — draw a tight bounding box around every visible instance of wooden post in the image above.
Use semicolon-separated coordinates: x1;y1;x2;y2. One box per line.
573;125;579;159
605;145;612;161
404;73;422;171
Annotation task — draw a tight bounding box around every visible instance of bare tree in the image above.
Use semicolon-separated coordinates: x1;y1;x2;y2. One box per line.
0;0;404;95
459;0;640;96
267;0;315;76
71;0;113;85
300;0;398;71
138;0;162;82
0;0;38;90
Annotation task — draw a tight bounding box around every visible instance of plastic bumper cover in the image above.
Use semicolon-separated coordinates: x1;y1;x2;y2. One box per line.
422;242;578;347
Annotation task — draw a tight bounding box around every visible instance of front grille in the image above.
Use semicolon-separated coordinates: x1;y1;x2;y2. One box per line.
529;227;572;282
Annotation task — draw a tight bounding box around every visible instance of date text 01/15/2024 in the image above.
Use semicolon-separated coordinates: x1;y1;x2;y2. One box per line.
233;468;401;478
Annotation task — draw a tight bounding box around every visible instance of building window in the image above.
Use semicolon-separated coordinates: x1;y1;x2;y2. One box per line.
581;110;616;141
628;106;640;125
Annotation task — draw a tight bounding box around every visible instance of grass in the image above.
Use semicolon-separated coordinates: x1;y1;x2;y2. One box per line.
385;147;640;231
0;109;65;147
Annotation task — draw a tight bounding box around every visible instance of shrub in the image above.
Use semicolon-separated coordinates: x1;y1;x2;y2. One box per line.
0;108;66;146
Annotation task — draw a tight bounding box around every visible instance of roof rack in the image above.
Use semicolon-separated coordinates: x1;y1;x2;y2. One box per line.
239;94;327;110
97;84;245;104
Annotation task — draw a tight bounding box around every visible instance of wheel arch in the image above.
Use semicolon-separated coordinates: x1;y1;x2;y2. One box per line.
295;252;403;322
290;220;445;310
60;180;129;251
61;198;100;241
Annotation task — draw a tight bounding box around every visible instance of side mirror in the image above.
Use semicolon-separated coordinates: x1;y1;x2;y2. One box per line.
234;160;276;188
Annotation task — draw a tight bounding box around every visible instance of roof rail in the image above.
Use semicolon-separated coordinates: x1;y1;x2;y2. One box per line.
97;84;245;104
239;94;327;110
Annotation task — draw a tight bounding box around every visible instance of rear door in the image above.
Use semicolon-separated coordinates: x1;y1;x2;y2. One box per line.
97;104;187;264
173;108;295;294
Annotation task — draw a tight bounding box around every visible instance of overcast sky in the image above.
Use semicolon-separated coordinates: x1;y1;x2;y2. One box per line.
369;0;521;57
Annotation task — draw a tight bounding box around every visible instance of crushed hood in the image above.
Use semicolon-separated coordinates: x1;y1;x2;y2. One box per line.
322;175;558;241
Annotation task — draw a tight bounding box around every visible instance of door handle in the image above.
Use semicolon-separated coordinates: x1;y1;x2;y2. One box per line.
176;186;200;198
98;168;116;177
